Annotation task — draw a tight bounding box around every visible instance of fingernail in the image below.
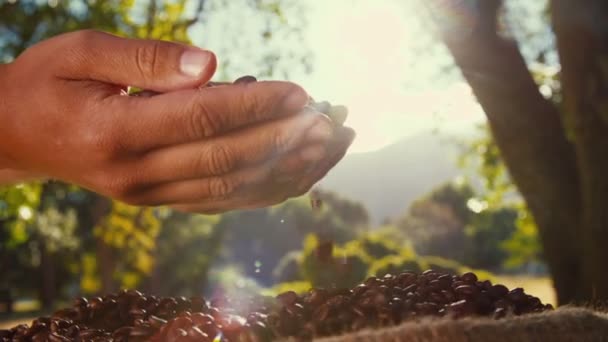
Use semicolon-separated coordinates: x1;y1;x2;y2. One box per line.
300;145;326;162
307;121;333;141
180;50;212;77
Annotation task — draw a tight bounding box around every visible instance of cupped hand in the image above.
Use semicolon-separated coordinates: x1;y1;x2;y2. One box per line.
0;30;355;213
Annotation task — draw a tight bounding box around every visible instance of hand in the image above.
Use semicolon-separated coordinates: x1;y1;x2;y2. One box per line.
0;169;46;185
0;30;355;212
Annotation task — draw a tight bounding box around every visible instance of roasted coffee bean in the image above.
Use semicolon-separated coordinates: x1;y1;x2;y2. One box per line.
509;287;527;302
461;272;478;284
2;270;551;341
396;272;418;287
351;284;369;298
454;285;477;297
234;75;258;84
441;289;456;302
48;332;71;342
277;291;298;306
489;284;509;298
493;307;507;319
190;296;207;312
403;283;418;294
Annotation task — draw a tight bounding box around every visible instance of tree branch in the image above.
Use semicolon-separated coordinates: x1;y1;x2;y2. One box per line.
178;0;206;30
427;0;582;303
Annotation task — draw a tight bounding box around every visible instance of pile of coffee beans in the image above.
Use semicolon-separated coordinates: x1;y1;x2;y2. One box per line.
0;270;552;341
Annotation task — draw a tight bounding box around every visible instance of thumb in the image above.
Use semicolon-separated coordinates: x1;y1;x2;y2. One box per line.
57;30;217;92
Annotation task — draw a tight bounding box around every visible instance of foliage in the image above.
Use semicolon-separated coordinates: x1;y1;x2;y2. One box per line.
457;115;550;269
368;254;424;277
142;211;222;296
464;207;518;270
500;203;543;270
215;193;369;287
272;228;497;293
451;4;566;272
263;281;312;296
393;180;522;272
395;181;473;262
299;234;370;289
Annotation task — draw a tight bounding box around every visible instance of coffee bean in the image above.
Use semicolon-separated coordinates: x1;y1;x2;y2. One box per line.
1;270;551;341
403;283;418;294
461;272;478;283
489;284;509;298
234;75;257;84
454;285;477;297
277;291;298;306
48;332;71;342
509;288;527;302
493;307;507;319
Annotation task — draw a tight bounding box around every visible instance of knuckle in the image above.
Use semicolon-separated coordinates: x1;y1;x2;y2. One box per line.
135;40;162;79
189;97;220;138
240;86;265;116
206;144;235;175
60;30;105;67
207;177;236;198
99;173;140;199
272;128;292;152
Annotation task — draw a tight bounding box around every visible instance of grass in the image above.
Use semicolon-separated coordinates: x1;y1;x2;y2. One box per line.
0;299;49;330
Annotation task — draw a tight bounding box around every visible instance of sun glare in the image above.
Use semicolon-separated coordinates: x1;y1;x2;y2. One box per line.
191;0;486;154
298;0;484;153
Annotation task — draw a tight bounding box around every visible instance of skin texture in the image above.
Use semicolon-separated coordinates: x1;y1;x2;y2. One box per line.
0;30;355;213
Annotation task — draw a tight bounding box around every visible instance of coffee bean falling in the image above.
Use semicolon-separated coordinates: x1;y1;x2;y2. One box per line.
0;270;552;342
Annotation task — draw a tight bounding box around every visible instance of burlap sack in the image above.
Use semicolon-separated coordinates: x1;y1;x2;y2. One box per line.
310;308;608;342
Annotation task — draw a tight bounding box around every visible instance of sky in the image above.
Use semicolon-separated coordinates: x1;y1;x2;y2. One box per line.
190;0;488;153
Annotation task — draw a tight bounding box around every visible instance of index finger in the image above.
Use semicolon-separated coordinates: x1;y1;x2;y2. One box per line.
108;81;309;151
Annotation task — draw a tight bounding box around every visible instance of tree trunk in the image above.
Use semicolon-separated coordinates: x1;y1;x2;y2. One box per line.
428;0;589;304
96;237;117;294
38;242;56;310
90;197;116;294
552;0;608;302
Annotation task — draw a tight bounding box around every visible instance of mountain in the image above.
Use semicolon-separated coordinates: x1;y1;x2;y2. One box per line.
318;129;474;224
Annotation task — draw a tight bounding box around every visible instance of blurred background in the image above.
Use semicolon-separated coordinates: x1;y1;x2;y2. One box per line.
0;0;577;328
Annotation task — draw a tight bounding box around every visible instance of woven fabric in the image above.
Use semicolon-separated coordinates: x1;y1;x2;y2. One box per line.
308;308;608;342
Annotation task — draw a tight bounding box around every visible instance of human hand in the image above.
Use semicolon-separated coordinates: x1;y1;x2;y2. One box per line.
0;30;355;212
